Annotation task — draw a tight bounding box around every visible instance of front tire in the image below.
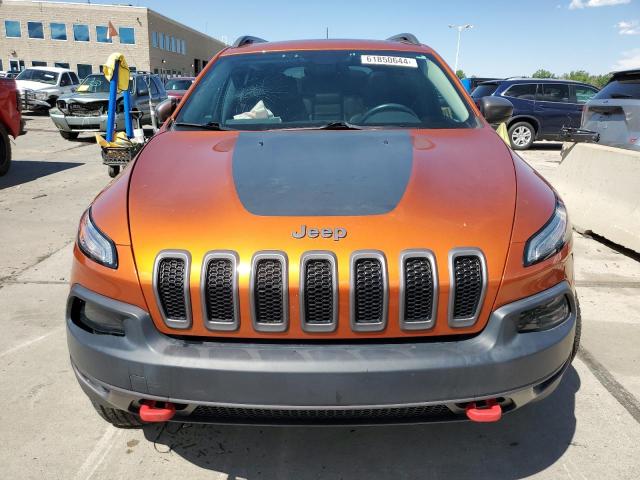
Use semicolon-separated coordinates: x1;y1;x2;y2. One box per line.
91;400;143;429
508;121;535;150
0;124;11;177
60;131;79;140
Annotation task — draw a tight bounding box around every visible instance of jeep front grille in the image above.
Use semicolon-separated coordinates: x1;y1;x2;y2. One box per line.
300;252;338;332
201;252;239;331
154;251;191;328
448;249;487;328
400;250;438;330
350;251;388;331
250;252;288;332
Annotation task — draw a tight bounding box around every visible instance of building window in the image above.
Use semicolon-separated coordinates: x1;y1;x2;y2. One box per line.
73;24;90;42
28;22;44;39
119;27;135;44
159;33;165;49
153;68;158;74
152;31;158;48
5;20;21;38
129;66;137;72
77;64;92;79
96;26;112;43
50;23;67;40
32;61;47;67
55;62;70;69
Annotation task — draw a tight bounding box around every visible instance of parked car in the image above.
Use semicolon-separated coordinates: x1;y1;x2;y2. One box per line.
165;77;195;100
472;78;599;149
49;72;167;140
15;67;80;111
67;33;579;428
581;69;640;151
0;78;26;175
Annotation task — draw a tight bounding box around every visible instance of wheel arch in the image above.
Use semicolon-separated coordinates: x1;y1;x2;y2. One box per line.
508;116;540;135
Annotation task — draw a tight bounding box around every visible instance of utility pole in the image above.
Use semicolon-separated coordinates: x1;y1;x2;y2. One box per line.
448;24;473;73
326;27;329;39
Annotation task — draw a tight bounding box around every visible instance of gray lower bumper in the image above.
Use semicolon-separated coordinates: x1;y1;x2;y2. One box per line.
67;282;576;418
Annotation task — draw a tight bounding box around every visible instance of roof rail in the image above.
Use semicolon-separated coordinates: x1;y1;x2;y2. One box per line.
232;36;268;48
386;33;420;45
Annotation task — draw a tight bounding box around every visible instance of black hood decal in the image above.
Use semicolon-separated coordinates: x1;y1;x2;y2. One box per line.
232;130;413;216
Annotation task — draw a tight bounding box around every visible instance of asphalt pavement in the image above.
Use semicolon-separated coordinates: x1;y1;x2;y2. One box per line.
0;113;638;479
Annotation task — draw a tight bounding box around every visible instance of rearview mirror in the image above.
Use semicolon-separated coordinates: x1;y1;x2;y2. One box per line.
155;97;179;125
476;96;513;125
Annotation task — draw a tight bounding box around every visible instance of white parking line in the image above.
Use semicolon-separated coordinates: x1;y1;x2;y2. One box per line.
0;327;63;358
73;426;122;480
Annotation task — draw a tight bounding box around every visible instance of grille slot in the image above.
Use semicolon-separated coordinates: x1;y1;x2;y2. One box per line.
448;249;487;327
350;251;388;332
154;251;191;328
251;252;288;332
201;252;239;331
300;252;337;332
400;250;438;330
190;404;456;425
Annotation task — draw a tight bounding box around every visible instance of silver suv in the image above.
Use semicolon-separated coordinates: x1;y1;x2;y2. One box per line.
49;72;167;140
582;69;640;151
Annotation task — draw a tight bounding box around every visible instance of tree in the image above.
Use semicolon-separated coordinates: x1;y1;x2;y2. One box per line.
562;70;591;83
532;69;556;79
455;69;466;79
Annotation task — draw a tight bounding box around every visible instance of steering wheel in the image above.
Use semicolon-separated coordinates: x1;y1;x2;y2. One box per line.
359;103;419;123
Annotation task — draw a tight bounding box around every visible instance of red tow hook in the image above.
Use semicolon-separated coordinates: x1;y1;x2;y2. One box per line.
465;399;502;423
139;400;176;423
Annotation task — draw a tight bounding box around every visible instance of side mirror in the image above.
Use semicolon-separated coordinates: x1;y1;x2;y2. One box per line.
476;96;513;125
155;97;178;124
137;87;149;97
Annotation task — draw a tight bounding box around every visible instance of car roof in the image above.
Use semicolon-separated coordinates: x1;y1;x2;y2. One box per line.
478;78;594;87
24;66;71;73
220;38;435;56
610;69;640;79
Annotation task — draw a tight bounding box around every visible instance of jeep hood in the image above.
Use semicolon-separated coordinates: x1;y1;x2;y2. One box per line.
128;127;517;339
58;92;110;102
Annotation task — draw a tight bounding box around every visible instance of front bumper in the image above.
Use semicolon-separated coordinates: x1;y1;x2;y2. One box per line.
67;282;577;424
49;109;123;133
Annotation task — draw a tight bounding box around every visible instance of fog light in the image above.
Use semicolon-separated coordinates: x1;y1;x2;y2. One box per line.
517;295;570;333
72;298;125;336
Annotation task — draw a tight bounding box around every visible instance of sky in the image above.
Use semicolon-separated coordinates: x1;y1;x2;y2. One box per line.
63;0;639;77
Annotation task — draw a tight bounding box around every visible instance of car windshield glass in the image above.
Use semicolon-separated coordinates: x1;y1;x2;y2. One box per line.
16;68;59;85
595;78;640;100
165;79;193;91
471;83;499;98
76;74;110;93
175;50;478;130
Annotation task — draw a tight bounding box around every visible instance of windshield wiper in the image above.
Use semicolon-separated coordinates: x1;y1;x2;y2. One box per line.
318;121;363;130
173;121;232;131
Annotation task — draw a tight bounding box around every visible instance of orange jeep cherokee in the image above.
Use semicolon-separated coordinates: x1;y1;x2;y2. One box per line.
67;34;580;427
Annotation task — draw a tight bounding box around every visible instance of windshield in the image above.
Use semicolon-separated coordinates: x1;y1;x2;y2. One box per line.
471;83;499;98
166;79;193;91
76;74;110;93
175;50;478;130
16;69;59;85
595;77;640;100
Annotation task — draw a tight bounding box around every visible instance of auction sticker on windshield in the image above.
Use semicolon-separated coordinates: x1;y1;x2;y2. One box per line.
361;55;418;68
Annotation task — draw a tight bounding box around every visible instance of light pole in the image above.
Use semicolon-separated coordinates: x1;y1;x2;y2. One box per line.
448;24;473;73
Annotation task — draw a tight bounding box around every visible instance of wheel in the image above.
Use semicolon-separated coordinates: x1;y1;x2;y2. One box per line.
508;121;535;150
571;298;582;362
108;165;120;178
91;400;143;429
0;125;11;176
60;131;79;140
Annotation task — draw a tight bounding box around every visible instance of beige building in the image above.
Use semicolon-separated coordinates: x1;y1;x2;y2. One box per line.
0;0;226;78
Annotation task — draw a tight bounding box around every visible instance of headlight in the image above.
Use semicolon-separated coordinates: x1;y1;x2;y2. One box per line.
77;209;118;268
524;199;570;266
34;91;50;100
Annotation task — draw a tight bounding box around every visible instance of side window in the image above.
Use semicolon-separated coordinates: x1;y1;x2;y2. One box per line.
503;83;537;100
149;76;159;96
60;73;71;86
538;84;570;103
574;86;597;104
70;72;80;84
152;76;166;96
136;76;149;96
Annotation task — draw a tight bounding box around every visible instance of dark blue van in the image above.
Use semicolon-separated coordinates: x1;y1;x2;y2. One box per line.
471;78;598;149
